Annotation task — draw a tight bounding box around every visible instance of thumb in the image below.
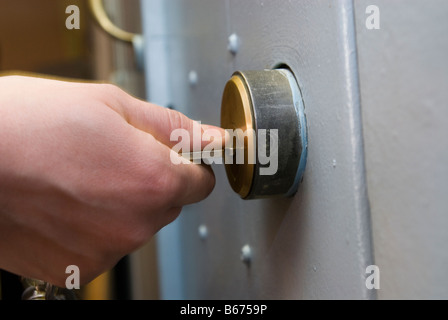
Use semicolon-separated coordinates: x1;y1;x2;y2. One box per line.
119;95;224;150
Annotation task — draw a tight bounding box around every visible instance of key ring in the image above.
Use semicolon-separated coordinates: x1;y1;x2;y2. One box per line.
21;278;78;300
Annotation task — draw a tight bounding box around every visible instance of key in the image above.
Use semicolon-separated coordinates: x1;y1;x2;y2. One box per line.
179;147;241;162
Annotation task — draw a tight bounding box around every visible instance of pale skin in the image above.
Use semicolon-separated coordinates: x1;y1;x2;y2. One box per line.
0;76;223;287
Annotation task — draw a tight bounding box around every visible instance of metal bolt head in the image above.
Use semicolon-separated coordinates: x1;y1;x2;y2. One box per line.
188;70;199;86
240;244;252;263
228;33;240;55
198;224;208;240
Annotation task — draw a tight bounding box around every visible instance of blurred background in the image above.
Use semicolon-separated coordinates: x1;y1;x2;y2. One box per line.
0;0;145;94
0;0;158;300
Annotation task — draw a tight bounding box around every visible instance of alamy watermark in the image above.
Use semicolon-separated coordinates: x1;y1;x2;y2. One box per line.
64;264;381;290
366;265;380;290
170;122;279;176
66;5;80;30
366;5;380;30
65;4;380;31
65;265;80;290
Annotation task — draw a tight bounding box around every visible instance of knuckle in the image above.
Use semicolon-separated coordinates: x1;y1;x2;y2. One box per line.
101;83;121;94
93;83;130;116
98;83;127;103
167;109;190;131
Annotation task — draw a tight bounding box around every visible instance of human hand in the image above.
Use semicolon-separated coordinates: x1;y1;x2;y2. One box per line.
0;76;221;287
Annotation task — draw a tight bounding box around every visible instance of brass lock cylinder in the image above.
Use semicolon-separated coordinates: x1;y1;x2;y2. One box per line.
221;69;308;199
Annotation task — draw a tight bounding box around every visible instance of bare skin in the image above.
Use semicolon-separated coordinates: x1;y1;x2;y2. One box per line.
0;76;221;287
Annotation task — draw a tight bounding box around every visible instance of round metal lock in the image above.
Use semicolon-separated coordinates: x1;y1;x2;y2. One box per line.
221;69;308;199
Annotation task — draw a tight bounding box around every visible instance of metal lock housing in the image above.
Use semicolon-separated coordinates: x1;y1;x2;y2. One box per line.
221;69;308;199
